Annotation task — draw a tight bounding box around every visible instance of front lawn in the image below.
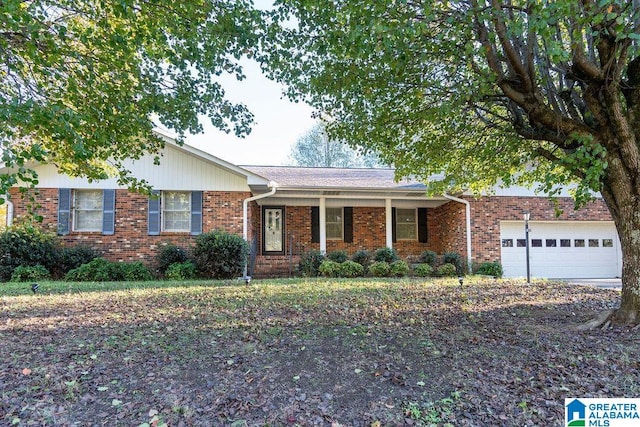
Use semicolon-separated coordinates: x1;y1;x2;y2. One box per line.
0;278;635;426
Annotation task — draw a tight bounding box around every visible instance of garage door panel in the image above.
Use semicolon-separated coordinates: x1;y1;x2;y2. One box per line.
500;221;620;279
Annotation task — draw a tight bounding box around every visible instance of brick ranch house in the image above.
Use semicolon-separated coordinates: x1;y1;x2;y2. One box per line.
1;137;620;279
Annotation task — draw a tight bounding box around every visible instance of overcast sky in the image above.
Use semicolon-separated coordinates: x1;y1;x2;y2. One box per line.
184;57;317;166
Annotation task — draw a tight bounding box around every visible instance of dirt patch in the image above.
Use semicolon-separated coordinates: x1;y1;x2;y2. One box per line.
1;279;636;426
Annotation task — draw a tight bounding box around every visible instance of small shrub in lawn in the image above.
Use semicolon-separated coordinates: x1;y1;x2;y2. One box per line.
326;250;348;263
297;250;325;277
192;230;249;279
437;263;458;277
442;252;463;273
390;260;410;277
119;262;153;281
414;263;434;277
369;261;391;277
0;225;59;282
156;244;190;275
374;247;399;263
10;265;51;282
318;260;341;277
475;261;503;278
165;261;197;280
339;260;364;278
56;246;101;277
65;258;119;281
351;250;371;268
420;250;438;267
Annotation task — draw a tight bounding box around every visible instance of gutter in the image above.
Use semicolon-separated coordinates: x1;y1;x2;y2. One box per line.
443;194;472;273
242;181;278;280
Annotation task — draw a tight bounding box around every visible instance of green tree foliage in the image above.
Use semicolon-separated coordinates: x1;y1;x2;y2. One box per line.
1;0;259;196
289;122;383;167
264;1;640;323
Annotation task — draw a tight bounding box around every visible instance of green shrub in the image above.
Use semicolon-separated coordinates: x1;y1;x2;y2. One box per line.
442;252;463;273
165;261;197;280
65;258;120;281
374;247;399;263
414;263;434;277
437;263;458;277
318;260;341;277
369;261;391;277
64;258;152;282
351;250;371;268
0;225;59;282
156;244;190;275
389;260;410;277
297;250;325;277
119;262;153;281
475;261;503;278
192;230;249;279
56;246;101;277
326;250;348;263
10;265;51;282
339;260;364;278
419;250;438;267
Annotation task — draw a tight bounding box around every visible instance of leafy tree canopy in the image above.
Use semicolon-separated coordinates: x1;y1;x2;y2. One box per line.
289;122;383;167
1;0;260;197
264;0;640;203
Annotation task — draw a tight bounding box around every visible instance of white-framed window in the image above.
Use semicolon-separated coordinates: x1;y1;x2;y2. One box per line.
73;189;103;232
326;207;343;240
162;191;191;232
396;208;417;240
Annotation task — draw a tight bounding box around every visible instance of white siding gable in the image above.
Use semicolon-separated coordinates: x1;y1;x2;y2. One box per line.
27;143;256;192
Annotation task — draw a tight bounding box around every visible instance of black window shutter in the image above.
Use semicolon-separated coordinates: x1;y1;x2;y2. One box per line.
344;207;353;243
102;189;116;235
418;208;428;243
148;190;160;236
190;191;203;235
57;188;71;236
391;207;397;243
311;206;320;243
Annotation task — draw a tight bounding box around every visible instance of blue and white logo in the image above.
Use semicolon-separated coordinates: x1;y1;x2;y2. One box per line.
565;398;640;427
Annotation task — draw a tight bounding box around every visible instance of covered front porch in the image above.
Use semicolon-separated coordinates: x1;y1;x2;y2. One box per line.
241;166;471;278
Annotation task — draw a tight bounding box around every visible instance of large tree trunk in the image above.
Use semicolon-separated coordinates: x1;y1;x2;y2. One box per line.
601;153;640;325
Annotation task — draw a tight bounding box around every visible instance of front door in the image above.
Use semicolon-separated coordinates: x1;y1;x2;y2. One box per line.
263;207;284;253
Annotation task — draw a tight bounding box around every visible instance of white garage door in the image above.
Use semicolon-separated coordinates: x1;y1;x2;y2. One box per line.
500;221;621;279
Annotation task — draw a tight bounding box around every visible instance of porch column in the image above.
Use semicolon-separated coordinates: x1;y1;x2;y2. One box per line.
385;198;393;249
319;196;327;253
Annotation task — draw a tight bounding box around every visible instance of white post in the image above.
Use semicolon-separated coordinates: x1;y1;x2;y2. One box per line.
385;198;393;249
443;194;472;273
319;197;327;254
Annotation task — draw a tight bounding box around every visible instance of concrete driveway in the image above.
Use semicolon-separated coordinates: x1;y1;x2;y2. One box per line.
565;278;622;289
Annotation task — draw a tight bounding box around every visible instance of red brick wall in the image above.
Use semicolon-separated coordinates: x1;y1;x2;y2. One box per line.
467;196;612;264
8;188;250;266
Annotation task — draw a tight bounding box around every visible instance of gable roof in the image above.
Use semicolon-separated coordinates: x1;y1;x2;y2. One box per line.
242;165;426;191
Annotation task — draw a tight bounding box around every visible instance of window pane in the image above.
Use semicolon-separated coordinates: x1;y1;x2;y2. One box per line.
164;211;190;231
531;239;542;247
560;239;571;247
575;239;585;247
396;209;416;240
326;223;343;239
545;239;556;247
74;190;103;231
516;239;526;247
603;239;613;248
76;210;102;230
164;192;190;210
501;239;513;247
589;239;599;247
163;191;191;231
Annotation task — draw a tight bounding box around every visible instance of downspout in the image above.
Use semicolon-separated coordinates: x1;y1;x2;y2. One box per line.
242;181;278;279
443;194;472;273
